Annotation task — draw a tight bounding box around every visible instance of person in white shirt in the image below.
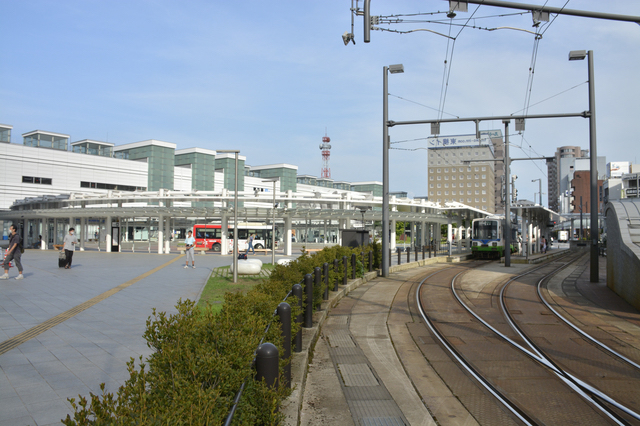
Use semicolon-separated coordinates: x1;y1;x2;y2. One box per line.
63;228;78;269
184;230;196;269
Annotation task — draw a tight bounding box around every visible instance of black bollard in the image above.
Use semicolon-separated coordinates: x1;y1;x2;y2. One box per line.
397;249;401;265
434;241;437;257
429;243;432;258
255;342;279;389
415;247;418;262
368;251;373;272
323;262;329;300
277;302;292;388
351;253;356;279
407;248;410;263
304;274;313;328
342;256;348;285
292;283;303;352
333;258;340;291
422;245;425;260
389;249;392;267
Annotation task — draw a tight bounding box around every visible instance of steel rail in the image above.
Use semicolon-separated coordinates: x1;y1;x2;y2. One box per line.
496;255;640;424
416;266;538;426
443;253;629;424
536;267;640;371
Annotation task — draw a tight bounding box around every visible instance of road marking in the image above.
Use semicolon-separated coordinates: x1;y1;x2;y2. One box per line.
0;254;184;355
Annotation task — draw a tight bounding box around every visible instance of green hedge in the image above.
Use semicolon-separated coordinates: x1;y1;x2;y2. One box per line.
63;242;379;425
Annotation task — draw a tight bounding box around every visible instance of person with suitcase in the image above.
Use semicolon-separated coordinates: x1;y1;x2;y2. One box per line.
1;224;24;280
63;227;78;269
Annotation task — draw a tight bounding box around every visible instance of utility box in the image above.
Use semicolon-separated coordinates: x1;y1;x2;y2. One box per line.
341;229;369;248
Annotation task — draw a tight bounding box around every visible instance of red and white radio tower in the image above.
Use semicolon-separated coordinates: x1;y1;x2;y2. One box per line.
319;132;332;178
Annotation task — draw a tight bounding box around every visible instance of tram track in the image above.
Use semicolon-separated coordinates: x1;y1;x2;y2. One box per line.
499;253;640;424
414;254;640;425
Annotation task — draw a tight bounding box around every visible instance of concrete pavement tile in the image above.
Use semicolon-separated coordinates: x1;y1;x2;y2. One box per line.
29;399;73;426
14;339;45;353
0;417;36;426
31;360;70;376
16;385;60;405
0;396;29;421
0;350;31;367
23;350;58;364
44;372;85;390
0;380;19;398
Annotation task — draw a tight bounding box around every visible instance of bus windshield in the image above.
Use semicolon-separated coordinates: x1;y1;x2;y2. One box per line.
473;221;499;240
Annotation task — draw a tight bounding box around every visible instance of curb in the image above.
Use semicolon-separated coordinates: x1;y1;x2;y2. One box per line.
280;252;474;425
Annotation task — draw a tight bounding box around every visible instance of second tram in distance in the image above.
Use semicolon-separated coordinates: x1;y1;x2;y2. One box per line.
471;215;518;259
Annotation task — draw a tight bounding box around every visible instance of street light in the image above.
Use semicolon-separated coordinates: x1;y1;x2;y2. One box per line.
262;177;279;266
382;63;404;278
569;49;599;282
531;178;541;205
217;150;240;283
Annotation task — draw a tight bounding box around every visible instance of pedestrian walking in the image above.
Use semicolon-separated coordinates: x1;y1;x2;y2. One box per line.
184;230;195;269
63;227;78;269
1;224;24;280
246;233;255;255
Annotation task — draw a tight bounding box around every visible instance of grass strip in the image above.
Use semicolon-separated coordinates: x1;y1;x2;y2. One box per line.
198;263;275;313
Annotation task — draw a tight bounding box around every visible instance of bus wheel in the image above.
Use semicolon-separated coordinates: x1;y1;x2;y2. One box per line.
212;243;221;252
254;244;264;250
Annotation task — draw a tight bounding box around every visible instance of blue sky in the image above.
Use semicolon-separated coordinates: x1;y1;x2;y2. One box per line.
2;1;639;205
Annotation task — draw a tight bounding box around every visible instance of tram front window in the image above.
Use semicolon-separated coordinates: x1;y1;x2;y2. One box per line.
474;221;498;240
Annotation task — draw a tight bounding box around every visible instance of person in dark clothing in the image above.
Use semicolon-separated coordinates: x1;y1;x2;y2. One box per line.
1;225;24;280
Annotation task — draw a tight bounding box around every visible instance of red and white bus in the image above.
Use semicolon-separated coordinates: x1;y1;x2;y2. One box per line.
192;224;277;252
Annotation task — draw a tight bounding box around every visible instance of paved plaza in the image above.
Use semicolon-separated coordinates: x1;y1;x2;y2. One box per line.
0;248;287;426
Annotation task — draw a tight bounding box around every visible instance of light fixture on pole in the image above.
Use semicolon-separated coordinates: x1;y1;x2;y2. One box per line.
569;49;599;283
355;205;372;247
531;178;541;205
217;150;240;283
262;177;279;266
382;63;404;278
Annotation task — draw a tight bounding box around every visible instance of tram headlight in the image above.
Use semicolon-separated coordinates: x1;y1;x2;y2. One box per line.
492;242;497;247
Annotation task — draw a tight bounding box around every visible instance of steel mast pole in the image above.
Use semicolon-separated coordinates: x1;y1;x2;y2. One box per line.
504;120;511;267
587;51;599;282
382;66;390;277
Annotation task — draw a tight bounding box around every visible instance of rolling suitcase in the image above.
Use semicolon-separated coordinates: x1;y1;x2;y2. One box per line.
58;251;66;268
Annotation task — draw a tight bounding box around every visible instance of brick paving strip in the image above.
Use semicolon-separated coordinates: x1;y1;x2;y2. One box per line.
0;254;184;356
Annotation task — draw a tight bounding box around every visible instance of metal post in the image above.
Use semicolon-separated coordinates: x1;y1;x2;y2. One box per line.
272;180;276;265
292;283;303;352
304;274;313;328
255;342;279;389
415;247;418;262
323;262;329;300
334;258;340;291
407;247;410;263
277;302;291;388
368;250;373;272
587;51;599;282
381;64;403;277
397;249;401;265
504;120;511;267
